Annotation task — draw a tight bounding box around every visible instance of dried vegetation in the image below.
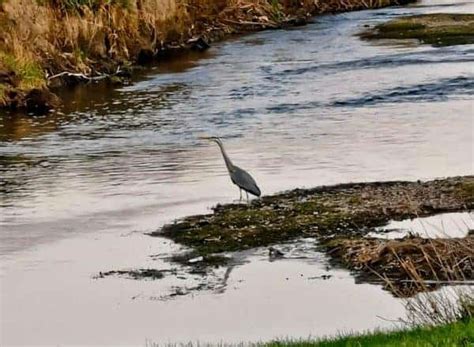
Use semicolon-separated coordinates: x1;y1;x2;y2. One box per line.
0;0;413;110
326;234;473;296
154;177;473;251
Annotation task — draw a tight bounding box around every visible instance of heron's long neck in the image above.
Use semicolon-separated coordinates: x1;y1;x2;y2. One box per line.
216;141;234;172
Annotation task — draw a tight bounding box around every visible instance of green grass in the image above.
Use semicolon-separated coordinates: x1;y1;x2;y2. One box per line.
0;52;45;90
264;318;474;346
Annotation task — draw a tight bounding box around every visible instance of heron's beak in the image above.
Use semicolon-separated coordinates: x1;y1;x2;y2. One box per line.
198;136;213;141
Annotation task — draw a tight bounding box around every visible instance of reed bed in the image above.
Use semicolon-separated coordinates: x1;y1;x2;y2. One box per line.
327;234;474;297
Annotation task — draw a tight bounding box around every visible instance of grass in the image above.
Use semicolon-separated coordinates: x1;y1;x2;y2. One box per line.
0;83;6;104
0;52;45;90
263;318;474;346
325;234;474;296
361;13;474;46
265;290;473;345
44;0;132;11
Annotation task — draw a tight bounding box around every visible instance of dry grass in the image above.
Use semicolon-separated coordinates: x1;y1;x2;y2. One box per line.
327;220;473;342
1;0;181;73
0;0;408;80
0;0;184;106
403;287;473;327
0;0;412;108
327;234;474;297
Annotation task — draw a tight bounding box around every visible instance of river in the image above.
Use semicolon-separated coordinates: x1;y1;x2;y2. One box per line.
1;0;473;345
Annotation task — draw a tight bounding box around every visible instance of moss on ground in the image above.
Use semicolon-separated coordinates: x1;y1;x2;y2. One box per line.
361;13;474;46
151;176;474;260
457;180;474;205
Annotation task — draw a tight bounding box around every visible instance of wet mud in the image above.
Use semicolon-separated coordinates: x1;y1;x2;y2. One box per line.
94;176;471;296
152;176;473;256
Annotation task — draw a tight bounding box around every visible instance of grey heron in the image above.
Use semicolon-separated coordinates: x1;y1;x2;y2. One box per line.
200;136;261;202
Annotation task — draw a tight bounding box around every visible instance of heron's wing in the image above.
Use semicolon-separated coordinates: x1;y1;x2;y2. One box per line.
231;166;261;197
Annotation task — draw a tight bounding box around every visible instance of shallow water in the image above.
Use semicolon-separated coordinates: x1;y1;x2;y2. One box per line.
369;212;474;239
1;0;473;344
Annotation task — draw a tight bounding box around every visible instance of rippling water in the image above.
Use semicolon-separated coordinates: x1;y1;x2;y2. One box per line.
1;0;473;344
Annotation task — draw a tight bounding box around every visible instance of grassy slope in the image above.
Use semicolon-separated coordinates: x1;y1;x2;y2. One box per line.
265;318;474;346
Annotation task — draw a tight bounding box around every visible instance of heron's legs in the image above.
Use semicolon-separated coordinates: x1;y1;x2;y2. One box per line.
246;191;249;203
239;189;243;201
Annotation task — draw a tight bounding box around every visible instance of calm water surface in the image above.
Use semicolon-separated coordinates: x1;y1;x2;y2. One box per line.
1;0;473;344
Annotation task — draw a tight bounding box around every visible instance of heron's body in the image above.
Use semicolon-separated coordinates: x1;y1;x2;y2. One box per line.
229;164;261;197
201;136;261;200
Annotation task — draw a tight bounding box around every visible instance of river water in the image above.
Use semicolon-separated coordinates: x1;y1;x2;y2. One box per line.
1;0;473;345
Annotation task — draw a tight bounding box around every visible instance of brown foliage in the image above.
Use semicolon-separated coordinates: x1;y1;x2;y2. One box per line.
0;0;410;77
328;234;474;296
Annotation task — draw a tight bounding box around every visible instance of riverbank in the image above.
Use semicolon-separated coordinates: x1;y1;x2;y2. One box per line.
0;0;414;113
265;318;474;346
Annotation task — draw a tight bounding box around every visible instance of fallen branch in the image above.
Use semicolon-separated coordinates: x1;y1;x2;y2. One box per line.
47;71;98;81
221;18;279;28
47;66;123;82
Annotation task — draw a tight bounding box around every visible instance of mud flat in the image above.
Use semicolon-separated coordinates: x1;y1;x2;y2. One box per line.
152;176;472;252
145;176;473;294
360;13;474;46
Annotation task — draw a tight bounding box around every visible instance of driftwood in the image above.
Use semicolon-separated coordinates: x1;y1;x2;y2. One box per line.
220;18;279;28
47;71;107;81
47;66;124;82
